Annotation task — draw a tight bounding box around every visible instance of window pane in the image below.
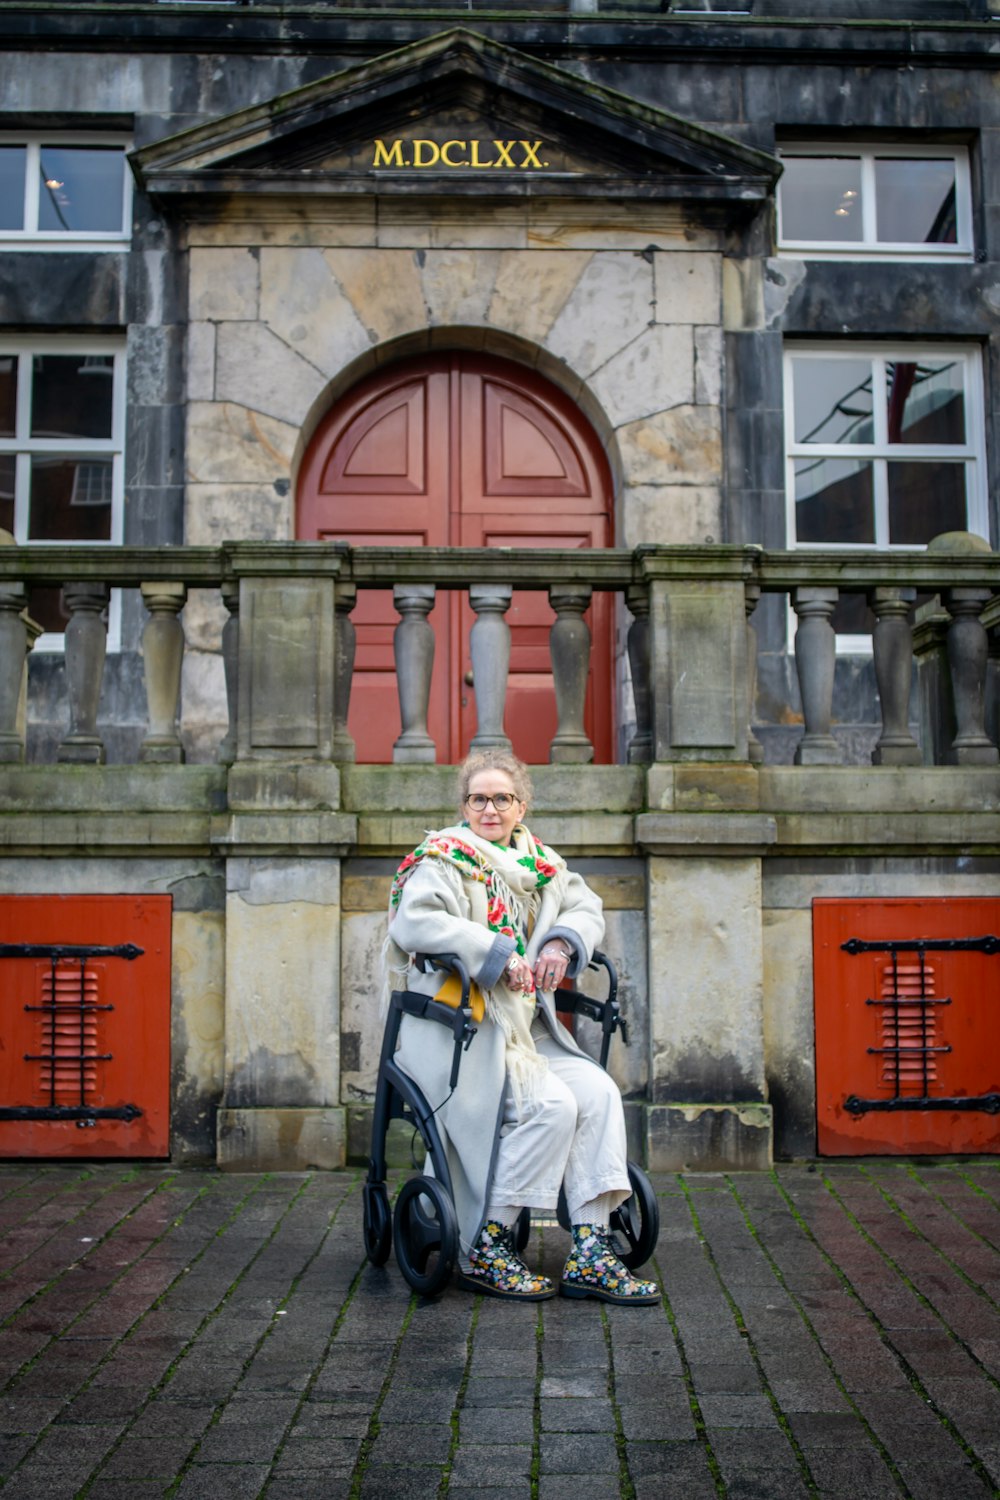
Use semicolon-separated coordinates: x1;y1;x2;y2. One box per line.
37;146;125;233
792;357;873;444
795;457;875;544
0;354;16;437
0;147;25;231
0;454;14;533
31;355;114;439
888;460;967;544
875;158;957;245
780;156;862;242
886;360;965;445
27;456;112;541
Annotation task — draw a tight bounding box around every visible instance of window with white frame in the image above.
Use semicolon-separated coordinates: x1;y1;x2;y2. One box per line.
777;143;972;259
784;344;988;642
0;136;131;246
0;337;126;647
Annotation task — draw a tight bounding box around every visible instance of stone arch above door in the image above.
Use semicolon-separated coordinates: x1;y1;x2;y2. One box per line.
297;350;615;764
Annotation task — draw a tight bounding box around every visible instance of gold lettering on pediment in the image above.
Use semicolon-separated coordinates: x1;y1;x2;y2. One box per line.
371;138;550;171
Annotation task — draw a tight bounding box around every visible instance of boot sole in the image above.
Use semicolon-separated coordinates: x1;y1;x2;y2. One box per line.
560;1281;659;1306
456;1271;556;1301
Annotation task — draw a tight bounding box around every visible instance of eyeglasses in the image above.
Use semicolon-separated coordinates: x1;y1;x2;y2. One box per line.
465;792;517;812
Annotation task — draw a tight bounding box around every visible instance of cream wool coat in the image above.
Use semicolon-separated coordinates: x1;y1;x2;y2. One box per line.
389;840;606;1254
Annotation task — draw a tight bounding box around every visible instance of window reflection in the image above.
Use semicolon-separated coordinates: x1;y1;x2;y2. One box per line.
37;147;125;234
31;355;114;440
875;159;956;245
886;360;964;444
0;455;14;533
28;457;113;542
780;156;861;242
792;358;873;444
0;148;25;232
888;461;967;544
0;355;16;438
794;457;875;544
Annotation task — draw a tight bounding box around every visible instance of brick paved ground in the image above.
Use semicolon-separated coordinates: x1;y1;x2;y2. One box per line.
0;1163;998;1499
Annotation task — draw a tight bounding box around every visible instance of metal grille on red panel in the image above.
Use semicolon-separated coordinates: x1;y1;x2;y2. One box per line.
813;898;1000;1157
0;896;171;1158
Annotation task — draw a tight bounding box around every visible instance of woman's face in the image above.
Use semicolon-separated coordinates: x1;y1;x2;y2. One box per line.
464;770;526;846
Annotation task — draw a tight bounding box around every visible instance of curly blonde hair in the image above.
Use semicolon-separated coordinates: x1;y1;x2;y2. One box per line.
456;750;533;819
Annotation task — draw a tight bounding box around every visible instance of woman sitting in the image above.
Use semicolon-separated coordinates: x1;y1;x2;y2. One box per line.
384;749;658;1305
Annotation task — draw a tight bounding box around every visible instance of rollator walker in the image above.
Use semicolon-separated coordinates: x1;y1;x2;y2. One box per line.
362;950;659;1297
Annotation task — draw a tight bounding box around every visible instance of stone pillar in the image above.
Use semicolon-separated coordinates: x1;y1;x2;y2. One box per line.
913;600;952;766
744;584;764;765
644;850;771;1170
333;583;357;765
647;578;750;762
792;587;840;765
869;587;921;766
218;581;239;767
943;587;999;765
548;584;594;764
58;582;109;764
140;581;187;764
0;581;28;763
218;856;346;1171
469;583;512;751
626;585;652;766
392;583;436;763
236;576;335;762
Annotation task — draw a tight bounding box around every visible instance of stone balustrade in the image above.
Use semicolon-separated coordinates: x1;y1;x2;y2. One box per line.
1;538;998;769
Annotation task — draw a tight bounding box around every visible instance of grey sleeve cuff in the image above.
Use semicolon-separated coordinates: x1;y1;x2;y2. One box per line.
539;926;588;978
477;933;517;990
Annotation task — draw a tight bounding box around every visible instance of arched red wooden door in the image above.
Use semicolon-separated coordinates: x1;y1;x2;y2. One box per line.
297;352;614;764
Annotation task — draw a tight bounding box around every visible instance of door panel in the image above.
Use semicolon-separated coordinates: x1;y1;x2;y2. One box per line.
297;353;614;763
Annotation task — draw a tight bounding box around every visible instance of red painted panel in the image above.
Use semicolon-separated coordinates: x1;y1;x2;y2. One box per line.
813;897;1000;1156
0;895;171;1158
296;352;615;764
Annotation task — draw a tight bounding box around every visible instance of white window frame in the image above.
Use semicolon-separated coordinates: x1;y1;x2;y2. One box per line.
777;142;973;261
0;334;126;651
783;342;988;653
0;134;132;250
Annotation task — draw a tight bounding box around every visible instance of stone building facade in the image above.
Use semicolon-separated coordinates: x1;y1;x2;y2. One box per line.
0;0;998;1172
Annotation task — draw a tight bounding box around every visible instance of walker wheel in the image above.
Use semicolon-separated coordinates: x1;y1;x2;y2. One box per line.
363;1182;392;1266
609;1162;660;1271
393;1175;459;1298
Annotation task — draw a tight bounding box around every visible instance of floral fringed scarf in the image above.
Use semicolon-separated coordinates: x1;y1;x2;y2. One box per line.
384;823;568;1104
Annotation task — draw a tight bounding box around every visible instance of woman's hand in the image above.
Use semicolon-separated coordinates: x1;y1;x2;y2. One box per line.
533;939;572;992
505;953;535;994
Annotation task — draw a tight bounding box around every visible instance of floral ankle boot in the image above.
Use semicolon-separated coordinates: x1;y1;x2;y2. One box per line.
458;1219;555;1300
561;1223;659;1305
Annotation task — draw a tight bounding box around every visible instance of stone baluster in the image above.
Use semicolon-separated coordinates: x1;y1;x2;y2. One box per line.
58;582;109;764
548;584;594;764
468;583;512;751
744;583;763;765
987;618;1000;755
942;585;999;765
869;587;921;766
392;583;436;763
792;586;840;765
0;581;28;763
139;581;187;764
218;580;239;766
625;584;652;765
332;582;357;764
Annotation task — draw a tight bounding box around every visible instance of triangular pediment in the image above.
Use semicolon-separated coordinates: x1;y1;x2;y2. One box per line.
131;28;779;210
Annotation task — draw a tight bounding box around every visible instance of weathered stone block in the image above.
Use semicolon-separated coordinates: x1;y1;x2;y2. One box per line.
186;403;297;485
654;250;721;325
592;326;695;428
217;1106;346;1170
488;249;591;342
617;406;721;488
621;484;722;547
216;322;328;427
645;1102;773;1171
259;247;373;376
189;247;259;321
545;252;654;377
